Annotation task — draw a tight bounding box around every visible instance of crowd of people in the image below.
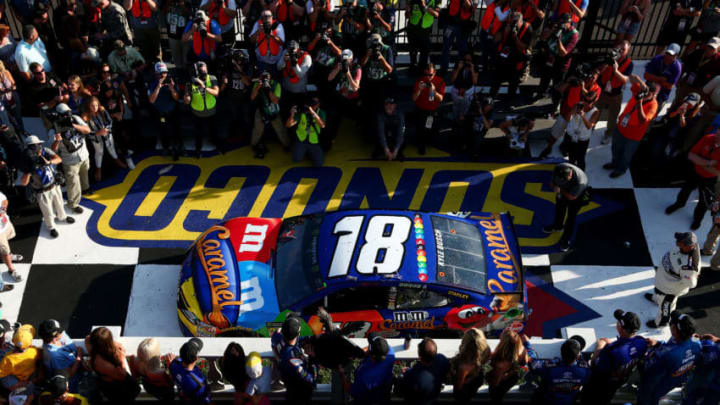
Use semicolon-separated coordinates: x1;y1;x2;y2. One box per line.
0;308;716;404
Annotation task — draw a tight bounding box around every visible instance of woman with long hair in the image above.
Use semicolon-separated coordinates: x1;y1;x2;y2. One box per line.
81;96;126;181
487;330;536;404
0;60;23;133
85;327;140;404
450;328;491;404
130;337;176;404
0;25;16;69
67;75;92;115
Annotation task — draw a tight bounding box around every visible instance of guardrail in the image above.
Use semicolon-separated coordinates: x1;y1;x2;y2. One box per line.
33;333;682;404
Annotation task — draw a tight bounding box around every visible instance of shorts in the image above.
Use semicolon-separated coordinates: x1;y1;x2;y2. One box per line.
616;19;641;36
0;222;16;256
550;115;568;139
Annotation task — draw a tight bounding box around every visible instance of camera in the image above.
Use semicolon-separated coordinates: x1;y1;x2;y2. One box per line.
635;89;649;100
341;59;350;71
45;111;74;133
263;21;271;33
576;102;585;110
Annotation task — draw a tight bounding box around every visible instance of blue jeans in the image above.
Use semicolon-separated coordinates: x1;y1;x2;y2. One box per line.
441;24;468;72
611;128;640;174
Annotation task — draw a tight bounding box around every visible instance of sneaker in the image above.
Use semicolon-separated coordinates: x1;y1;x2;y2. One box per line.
644;293;654;303
8;271;21;282
665;203;682;215
542;225;563;233
701;249;714;256
558;240;571;252
65;217;75;224
602;162;615;170
0;285;13;292
50;229;59;238
9;254;22;262
609;171;624;178
126;157;136;169
71;206;84;214
691;219;702;230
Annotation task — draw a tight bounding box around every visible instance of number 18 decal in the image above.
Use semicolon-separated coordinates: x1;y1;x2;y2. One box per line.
328;215;412;277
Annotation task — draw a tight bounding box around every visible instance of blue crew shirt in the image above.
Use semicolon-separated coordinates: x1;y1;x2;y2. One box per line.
637;337;702;405
351;346;396;403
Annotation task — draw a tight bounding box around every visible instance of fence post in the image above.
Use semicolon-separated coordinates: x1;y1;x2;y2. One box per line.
577;0;603;53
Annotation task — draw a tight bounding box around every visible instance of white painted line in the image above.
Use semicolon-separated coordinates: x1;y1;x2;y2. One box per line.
124;264;183;337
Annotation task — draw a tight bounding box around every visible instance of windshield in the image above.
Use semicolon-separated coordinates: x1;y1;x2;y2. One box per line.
275;214;325;309
431;216;487;293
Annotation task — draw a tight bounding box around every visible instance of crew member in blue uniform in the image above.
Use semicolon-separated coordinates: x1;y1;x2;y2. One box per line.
637;311;702;405
530;335;592;405
581;309;648;404
277;316;317;405
169;337;211;404
683;333;720;405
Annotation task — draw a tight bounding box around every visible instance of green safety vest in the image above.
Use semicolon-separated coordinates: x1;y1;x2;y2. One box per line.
409;0;437;29
296;112;323;144
190;75;216;112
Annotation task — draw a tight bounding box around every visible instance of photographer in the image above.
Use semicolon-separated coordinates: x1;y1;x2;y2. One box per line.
534;13;578;105
540;66;600;159
20;135;75;238
461;95;495;158
307;23;342;97
82;97;126;182
184;61;221;157
273;0;306;42
368;0;395;46
200;0;238;45
277;40;312;105
108;40;146;76
48;103;91;214
240;0;268;43
405;0;440;71
654;0;702;55
373;97;405;161
249;10;285;72
123;0;161;62
499;114;534;158
672;37;720;111
562;100;599;170
597;41;633;145
449;52;478;123
604;75;659;178
360;33;394;111
440;0;475;74
287;97;326;167
306;0;334;36
148;61;182;160
644;43;683;110
28;63;68;130
490;11;532;103
412;63;445;155
479;0;511;70
616;0;650;44
250;70;290;158
337;3;369;58
165;0;191;70
220;50;253;141
326;49;362;147
182;10;222;64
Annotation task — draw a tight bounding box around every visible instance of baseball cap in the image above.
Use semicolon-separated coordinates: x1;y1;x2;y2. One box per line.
0;319;10;334
195;61;207;69
154;62;168;74
561;335;585;362
113;39;125;51
675;231;697;246
670;311;696;336
613;309;640;333
48;371;69;398
39;319;63;340
665;43;681;56
342;49;353;60
55;103;71;114
281;316;302;341
368;332;389;359
685;92;702;107
194;10;208;20
287;40;299;51
708;37;720;49
245;351;263;379
25;135;43;146
12;324;35;350
368;33;383;46
180;337;203;363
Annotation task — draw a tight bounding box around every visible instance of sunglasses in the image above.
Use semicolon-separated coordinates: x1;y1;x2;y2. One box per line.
33;70;44;75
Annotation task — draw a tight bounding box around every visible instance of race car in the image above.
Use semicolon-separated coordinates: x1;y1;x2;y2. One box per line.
177;210;527;338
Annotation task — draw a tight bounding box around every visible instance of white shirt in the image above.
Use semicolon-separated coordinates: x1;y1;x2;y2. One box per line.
199;0;237;32
656;247;700;296
566;107;598;142
14;38;51;74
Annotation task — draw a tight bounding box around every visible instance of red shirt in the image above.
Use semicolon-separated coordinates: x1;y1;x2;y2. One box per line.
690;133;720;178
414;75;446;111
617;83;658;141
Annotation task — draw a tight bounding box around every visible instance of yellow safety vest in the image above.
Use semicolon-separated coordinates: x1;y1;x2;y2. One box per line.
190;75;216;112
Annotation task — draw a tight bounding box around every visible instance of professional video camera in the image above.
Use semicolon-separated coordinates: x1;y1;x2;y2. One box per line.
44;110;75;133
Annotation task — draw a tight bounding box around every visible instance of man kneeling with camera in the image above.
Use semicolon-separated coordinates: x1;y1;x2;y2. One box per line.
20;136;75;238
286;98;326;167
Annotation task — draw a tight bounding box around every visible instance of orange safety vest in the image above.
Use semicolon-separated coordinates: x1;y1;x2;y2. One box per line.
257;26;282;57
481;2;509;34
521;0;539;22
600;57;632;91
558;0;583;23
448;0;473;20
131;0;152;19
497;21;529;69
283;51;307;83
193;20;216;56
208;0;230;26
276;0;299;23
